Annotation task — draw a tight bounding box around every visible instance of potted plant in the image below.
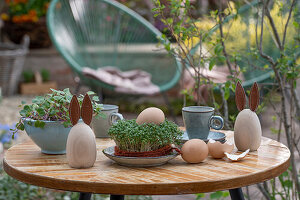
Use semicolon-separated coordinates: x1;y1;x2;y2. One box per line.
1;0;51;48
108;119;183;156
20;69;57;95
13;88;103;154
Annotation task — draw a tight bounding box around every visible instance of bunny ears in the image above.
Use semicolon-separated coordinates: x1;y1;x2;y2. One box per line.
69;94;93;126
235;82;259;112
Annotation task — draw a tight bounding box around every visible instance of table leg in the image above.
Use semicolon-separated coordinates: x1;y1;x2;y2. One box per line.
229;188;245;200
110;195;125;200
79;192;92;200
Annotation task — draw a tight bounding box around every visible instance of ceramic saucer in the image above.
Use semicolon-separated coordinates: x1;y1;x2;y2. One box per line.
181;131;226;143
103;146;179;167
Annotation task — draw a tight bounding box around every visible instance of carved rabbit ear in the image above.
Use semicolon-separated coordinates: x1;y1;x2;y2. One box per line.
235;81;246;111
81;94;93;125
249;82;259;112
69;95;80;126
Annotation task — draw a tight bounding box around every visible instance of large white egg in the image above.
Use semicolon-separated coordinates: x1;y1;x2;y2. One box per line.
234;109;262;151
136;107;165;125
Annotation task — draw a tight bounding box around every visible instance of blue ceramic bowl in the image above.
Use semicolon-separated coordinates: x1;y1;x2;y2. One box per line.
23;118;71;154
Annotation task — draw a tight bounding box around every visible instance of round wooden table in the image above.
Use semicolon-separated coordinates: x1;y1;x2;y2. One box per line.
3;131;290;200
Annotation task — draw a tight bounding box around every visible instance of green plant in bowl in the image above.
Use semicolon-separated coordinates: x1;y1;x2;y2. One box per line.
108;119;183;153
12;88;103;154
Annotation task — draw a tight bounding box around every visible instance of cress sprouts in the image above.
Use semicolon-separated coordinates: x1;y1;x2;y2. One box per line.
108;119;183;152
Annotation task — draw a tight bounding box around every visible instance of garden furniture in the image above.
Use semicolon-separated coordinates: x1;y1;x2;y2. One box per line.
0;36;29;96
47;0;182;99
3;130;290;200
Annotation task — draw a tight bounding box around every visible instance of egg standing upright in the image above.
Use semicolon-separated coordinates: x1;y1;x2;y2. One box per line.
66;94;97;168
234;82;262;151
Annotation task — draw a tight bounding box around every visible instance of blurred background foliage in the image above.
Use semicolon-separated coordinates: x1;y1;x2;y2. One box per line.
1;0;50;23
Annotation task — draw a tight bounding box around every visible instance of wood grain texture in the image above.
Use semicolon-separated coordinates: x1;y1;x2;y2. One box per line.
66;123;97;169
69;95;80;126
249;82;259;112
235;81;246;111
3;131;290;195
81;94;93;126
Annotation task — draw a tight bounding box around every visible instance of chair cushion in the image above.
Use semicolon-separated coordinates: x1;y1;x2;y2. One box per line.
82;67;160;95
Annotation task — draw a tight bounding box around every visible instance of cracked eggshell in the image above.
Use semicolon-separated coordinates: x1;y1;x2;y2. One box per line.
181;139;208;164
136;107;165;125
207;139;234;159
224;149;250;161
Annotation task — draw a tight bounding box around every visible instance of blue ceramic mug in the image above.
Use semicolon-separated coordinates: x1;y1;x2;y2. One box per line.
182;106;224;140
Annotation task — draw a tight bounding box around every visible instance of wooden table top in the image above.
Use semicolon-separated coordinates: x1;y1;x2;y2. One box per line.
3;131;290;195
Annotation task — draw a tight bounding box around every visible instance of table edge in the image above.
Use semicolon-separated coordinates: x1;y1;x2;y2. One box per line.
3;147;291;195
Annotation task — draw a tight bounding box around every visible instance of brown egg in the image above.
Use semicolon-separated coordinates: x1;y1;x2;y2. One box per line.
136;107;165;125
207;139;234;159
181;139;208;163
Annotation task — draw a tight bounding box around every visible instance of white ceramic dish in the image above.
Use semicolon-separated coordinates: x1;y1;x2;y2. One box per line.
103;146;179;167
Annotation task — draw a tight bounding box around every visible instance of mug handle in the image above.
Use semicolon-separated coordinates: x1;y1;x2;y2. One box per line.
109;113;124;125
209;115;224;130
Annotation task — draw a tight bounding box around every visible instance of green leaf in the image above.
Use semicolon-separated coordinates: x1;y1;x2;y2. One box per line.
87;91;95;95
32;96;44;104
283;180;293;188
92;96;99;102
39;121;45;128
63;88;70;94
225;81;231;88
264;64;269;69
34;121;40;128
19;123;25;131
218;56;226;62
224;88;230;100
209;59;216;71
196;193;205;199
282;171;289;177
24;105;30;111
270;127;279;134
222;191;229;197
19;110;27;117
214;44;223;55
293;21;299;28
210;191;223;199
36;108;45;116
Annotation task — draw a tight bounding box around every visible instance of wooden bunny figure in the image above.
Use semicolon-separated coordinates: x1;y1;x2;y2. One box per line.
234;82;262;151
66;94;97;168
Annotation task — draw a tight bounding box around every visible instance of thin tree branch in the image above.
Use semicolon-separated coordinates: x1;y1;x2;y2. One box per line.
256;1;300;198
277;112;282;142
265;7;282;49
218;8;234;75
219;84;229;129
291;86;300;124
256;0;276;66
282;0;297;47
257;183;271;200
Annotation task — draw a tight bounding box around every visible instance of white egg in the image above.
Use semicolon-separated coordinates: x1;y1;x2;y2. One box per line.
136;107;165;125
234;109;262;151
66;122;97;168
